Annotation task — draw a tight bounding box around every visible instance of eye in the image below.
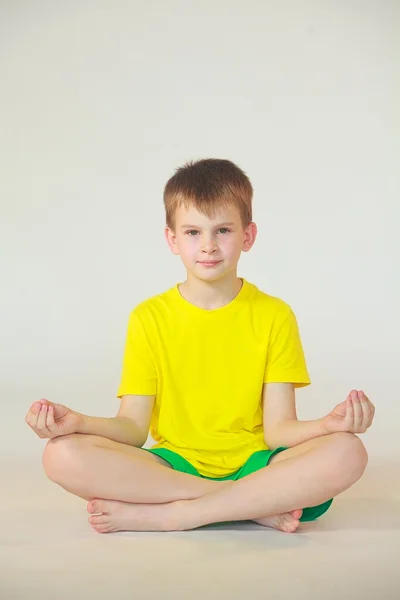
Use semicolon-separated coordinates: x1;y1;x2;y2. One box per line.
186;230;199;236
218;228;231;234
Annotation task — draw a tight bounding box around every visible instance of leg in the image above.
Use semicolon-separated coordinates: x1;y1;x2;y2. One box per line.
175;432;368;530
42;433;228;503
89;432;367;532
251;433;341;530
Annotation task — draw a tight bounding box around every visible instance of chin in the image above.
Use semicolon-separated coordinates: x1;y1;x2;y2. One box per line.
194;266;233;283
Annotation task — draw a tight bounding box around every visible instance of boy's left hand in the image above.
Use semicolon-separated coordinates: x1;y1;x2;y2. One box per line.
322;390;375;434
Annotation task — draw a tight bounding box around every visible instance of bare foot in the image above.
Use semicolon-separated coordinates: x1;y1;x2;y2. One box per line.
253;509;303;533
87;499;303;534
87;499;179;533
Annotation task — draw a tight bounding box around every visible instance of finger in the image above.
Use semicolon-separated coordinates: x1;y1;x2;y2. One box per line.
345;395;354;431
26;402;44;429
332;398;348;418
40;398;55;408
351;390;363;431
26;413;37;428
46;404;56;430
38;398;56;411
25;401;41;422
36;403;51;434
359;391;374;429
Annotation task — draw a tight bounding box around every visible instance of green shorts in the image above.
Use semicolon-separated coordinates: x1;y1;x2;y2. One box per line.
143;446;333;522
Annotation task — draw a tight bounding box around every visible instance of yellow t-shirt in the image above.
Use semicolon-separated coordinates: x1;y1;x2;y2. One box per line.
117;279;310;477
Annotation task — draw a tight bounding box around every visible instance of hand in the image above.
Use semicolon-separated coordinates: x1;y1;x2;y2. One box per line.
322;390;375;435
25;398;84;439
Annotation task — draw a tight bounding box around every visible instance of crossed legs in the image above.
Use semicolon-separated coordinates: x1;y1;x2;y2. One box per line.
43;431;368;532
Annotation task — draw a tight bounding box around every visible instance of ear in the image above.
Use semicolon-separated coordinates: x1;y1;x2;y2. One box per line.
164;226;180;255
242;221;257;252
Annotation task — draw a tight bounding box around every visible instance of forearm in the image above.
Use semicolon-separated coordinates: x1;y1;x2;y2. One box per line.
265;418;329;450
77;415;147;447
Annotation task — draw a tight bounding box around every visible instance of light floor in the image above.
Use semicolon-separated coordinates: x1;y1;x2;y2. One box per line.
1;458;399;600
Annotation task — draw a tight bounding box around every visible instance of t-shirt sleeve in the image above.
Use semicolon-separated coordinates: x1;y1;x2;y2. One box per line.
263;306;311;388
117;310;157;397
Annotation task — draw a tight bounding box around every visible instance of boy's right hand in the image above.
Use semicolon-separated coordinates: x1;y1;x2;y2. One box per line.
25;399;84;439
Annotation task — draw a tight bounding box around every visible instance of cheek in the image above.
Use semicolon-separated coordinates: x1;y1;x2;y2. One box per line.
223;238;242;255
178;237;198;258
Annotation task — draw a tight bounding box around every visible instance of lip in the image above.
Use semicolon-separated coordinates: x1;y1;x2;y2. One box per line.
198;260;222;267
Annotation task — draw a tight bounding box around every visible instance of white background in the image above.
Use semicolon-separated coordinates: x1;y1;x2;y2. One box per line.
1;0;398;462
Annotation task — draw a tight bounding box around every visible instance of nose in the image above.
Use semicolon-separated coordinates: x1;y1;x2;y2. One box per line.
201;235;218;254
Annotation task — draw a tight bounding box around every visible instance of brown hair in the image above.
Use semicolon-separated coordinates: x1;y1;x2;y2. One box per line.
163;158;253;230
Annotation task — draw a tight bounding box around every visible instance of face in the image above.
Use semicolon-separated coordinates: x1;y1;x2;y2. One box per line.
165;204;257;282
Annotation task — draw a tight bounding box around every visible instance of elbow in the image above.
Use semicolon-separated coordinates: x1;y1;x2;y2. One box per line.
132;431;148;448
266;442;283;451
117;416;148;447
263;433;282;451
264;425;286;451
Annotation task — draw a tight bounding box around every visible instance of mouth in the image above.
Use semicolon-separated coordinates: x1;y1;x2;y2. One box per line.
197;260;222;267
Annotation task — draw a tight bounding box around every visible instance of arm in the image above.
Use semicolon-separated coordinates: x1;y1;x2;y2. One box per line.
78;394;155;447
25;394;154;445
262;383;327;450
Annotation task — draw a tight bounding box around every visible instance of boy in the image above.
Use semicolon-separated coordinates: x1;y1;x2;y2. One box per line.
26;158;375;533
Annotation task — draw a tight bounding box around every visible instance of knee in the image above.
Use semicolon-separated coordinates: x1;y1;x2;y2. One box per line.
330;432;368;482
42;434;89;483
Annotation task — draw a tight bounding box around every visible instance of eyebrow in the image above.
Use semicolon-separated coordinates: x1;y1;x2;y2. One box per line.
180;222;235;229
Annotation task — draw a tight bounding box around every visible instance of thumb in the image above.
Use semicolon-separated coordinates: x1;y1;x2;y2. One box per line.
53;403;70;417
331;398;348;417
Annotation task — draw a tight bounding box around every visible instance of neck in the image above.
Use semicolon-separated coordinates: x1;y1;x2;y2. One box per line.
179;271;243;310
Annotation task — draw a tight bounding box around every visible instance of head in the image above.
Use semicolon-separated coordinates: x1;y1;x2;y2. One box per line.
164;158;257;282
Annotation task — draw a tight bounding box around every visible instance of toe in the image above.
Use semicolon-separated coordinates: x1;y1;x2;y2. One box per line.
283;517;294;532
290;520;299;532
283;516;299;533
87;499;105;514
290;518;300;532
92;523;109;534
89;514;114;534
291;509;303;520
93;521;115;534
89;515;109;525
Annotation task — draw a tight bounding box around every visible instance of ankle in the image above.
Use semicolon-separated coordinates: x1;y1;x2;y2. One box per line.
169;499;194;531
